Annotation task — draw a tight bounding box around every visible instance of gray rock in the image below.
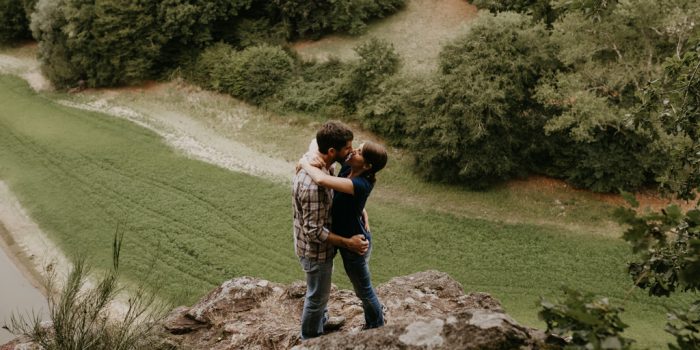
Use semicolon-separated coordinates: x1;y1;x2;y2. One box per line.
162;270;560;350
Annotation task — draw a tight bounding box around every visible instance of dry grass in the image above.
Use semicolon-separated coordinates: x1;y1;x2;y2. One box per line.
291;0;479;76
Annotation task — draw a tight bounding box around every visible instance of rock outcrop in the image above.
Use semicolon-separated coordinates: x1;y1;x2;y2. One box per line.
160;270;559;350
2;270;561;349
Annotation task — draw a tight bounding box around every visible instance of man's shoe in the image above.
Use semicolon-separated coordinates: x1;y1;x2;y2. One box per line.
323;316;346;332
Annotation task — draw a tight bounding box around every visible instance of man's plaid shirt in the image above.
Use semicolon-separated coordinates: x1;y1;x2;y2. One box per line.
292;167;335;262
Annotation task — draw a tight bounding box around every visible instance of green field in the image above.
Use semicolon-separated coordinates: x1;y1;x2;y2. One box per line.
0;74;694;348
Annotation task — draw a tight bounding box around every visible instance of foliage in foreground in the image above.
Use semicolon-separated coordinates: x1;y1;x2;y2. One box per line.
539;36;700;349
5;232;170;350
539;287;634;350
613;192;700;349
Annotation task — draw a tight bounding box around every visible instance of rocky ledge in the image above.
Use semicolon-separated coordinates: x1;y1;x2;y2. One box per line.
161;270;560;349
2;270;563;349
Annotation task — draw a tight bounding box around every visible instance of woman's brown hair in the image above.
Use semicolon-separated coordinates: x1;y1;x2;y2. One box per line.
362;141;388;184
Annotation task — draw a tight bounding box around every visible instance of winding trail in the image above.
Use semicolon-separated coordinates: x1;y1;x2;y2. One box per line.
0;51;296;343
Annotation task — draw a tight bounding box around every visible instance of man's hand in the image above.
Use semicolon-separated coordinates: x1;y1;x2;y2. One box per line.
345;234;369;255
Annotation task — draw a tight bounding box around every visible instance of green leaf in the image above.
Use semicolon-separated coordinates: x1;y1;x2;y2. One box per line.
686;210;700;225
620;191;639;208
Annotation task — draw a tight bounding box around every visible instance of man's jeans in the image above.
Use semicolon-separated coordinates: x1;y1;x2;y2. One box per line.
299;256;334;339
340;242;384;329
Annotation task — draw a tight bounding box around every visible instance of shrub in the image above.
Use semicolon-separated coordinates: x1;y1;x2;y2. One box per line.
404;12;558;188
667;300;700;350
189;42;238;91
30;0;76;87
6;232;169;350
471;0;557;25
226;44;294;103
230;17;288;48
31;0;164;88
357;75;425;147
534;1;700;192
156;0;252;68
193;43;293;104
276;59;346;113
270;0;406;38
616;192;700;350
337;37;400;111
30;0;251;88
539;287;634;350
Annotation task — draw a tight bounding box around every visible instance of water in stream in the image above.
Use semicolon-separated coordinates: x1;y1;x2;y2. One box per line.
0;244;47;344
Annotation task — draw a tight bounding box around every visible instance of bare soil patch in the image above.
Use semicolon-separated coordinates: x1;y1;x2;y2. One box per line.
508;176;697;212
291;0;478;74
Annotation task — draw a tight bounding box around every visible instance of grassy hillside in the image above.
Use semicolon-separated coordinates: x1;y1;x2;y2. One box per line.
0;74;694;348
292;0;478;76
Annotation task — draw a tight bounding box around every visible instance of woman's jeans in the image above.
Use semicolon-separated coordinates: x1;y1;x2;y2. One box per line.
299;256;334;339
340;242;385;329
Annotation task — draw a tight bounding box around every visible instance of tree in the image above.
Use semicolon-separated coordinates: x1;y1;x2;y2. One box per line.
0;0;33;44
269;0;405;38
30;0;251;88
337;37;400;111
471;0;558;25
405;12;559;188
535;0;700;192
612;41;700;349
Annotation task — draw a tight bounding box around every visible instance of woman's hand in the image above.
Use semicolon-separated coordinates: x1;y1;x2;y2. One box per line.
307;154;324;168
362;209;370;232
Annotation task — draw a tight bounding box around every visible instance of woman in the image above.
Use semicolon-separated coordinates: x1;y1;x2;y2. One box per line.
300;140;388;330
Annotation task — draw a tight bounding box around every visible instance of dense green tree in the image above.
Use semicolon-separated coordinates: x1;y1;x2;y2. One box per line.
30;0;251;88
225;44;294;103
0;0;33;44
192;43;293;104
337;37;400;111
613;41;700;350
405;12;558;188
534;0;700;192
471;0;558;25
635;40;700;197
269;0;405;38
156;0;252;67
32;0;161;87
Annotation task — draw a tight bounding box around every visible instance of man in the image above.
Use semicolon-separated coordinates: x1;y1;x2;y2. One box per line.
292;121;369;339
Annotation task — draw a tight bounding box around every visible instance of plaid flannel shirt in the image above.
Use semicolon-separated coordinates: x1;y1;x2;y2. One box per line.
292;166;335;262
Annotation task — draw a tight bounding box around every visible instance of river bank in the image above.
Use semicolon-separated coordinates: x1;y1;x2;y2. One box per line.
0;223;46;344
0;181;71;344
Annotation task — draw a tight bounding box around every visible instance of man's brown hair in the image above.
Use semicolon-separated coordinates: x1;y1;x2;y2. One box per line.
316;121;353;154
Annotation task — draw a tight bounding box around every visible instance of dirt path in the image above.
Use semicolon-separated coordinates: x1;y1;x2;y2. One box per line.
2;52;256;335
0;53;51;91
0;50;295;183
56;97;295;183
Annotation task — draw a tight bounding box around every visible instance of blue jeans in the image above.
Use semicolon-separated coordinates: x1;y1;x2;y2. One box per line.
340;242;384;329
299;256;334;339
